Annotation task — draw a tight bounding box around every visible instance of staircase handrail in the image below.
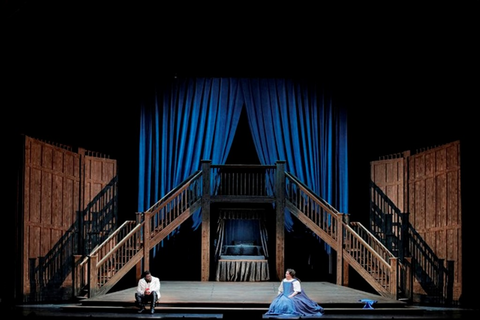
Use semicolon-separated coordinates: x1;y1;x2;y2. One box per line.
349;221;395;263
79;176;119;255
89;220;139;259
88;222;143;297
95;223;142;267
83;170;203;297
285;171;341;215
342;222;397;297
284;172;342;247
144;170;203;246
284;171;398;298
75;220;140;297
145;170;202;213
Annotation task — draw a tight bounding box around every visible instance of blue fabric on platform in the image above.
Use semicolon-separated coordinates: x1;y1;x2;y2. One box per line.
359;299;377;309
264;280;324;318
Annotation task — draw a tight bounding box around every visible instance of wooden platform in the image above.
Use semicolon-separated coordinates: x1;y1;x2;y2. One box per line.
14;281;476;319
82;281;404;307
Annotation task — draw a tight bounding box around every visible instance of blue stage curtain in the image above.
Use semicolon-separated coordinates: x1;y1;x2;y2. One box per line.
138;77;348;237
240;78;348;232
138;78;244;229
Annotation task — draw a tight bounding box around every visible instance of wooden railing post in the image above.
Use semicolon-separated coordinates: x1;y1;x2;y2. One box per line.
404;257;413;302
135;212;144;280
143;211;150;272
201;160;211;281
73;254;82;297
336;217;344;286
341;214;350;287
390;256;398;298
88;254;98;298
275;160;286;280
135;212;142;224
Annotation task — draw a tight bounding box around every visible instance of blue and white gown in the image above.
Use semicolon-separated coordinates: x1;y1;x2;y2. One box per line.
264;279;324;318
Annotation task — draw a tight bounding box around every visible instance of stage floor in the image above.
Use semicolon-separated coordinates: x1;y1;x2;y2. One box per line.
14;281;478;319
84;281;402;306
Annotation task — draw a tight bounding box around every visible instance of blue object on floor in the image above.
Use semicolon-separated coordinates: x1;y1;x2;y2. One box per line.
359;299;377;309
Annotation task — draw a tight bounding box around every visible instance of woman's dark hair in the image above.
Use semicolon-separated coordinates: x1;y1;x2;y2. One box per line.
286;268;296;278
286;268;300;281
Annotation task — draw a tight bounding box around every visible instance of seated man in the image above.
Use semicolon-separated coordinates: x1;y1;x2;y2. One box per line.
134;270;161;313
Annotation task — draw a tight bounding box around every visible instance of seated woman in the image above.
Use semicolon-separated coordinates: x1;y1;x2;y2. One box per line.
263;268;324;318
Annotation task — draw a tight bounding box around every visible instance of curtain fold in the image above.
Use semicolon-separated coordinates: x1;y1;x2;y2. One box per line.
240;78;348;231
138;78;244;229
138;77;348;236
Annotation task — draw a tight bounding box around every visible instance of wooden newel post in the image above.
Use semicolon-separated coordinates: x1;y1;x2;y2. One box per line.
404;257;413;302
88;254;98;298
135;212;143;224
390;257;398;298
275;160;286;280
135;212;144;280
201;160;211;281
341;213;350;287
73;254;82;297
143;211;150;272
336;215;344;286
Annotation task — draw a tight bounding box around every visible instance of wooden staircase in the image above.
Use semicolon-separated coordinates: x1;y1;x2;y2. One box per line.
284;172;398;299
74;163;401;300
74;170;203;298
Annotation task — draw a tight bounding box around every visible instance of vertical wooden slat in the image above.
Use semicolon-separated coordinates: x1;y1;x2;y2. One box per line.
275;161;285;280
201;160;211;281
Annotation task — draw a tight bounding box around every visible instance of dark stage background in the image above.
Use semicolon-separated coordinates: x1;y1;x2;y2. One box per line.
2;1;476;306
